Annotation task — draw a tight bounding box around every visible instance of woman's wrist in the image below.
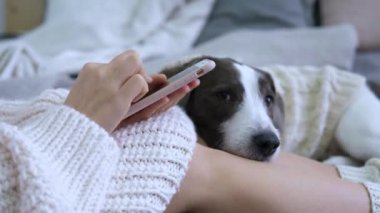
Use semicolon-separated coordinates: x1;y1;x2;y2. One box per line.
166;144;215;212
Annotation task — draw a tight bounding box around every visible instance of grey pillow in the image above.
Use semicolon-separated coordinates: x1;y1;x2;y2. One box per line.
145;25;358;73
195;0;316;45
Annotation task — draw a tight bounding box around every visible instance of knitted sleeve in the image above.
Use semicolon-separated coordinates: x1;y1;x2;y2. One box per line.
104;106;197;212
0;89;120;212
337;159;380;213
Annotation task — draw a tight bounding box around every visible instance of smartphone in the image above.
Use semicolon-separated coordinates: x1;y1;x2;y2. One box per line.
125;59;216;118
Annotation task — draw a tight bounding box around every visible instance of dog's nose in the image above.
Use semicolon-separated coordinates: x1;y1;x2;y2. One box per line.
252;131;280;157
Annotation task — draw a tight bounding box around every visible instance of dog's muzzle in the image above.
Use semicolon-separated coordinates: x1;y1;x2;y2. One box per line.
251;130;280;158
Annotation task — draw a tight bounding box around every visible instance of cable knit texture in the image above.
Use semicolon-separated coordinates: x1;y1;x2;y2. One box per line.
0;89;197;212
103;106;197;212
263;65;380;212
263;65;366;160
337;159;380;212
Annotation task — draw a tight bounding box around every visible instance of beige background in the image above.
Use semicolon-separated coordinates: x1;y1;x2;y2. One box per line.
321;0;380;51
0;0;5;33
4;0;45;34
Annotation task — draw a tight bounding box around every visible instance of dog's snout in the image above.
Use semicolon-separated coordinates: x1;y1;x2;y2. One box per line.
252;131;280;157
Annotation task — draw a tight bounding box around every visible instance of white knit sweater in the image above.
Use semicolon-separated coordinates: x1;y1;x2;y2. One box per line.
264;65;366;159
0;89;196;212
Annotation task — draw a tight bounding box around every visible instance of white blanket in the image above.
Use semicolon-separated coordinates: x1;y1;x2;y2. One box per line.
0;41;44;80
0;0;214;79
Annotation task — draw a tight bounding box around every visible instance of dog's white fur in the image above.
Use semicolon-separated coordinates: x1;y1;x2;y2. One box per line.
221;64;280;159
220;62;380;162
335;85;380;161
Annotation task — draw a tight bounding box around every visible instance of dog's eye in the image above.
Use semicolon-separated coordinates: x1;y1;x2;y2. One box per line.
264;95;274;106
216;91;232;101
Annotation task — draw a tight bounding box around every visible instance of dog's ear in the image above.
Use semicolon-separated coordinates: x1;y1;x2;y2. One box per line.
255;67;285;133
273;93;285;133
160;56;207;107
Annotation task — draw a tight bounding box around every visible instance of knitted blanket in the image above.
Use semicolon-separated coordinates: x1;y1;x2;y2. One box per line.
0;89;197;212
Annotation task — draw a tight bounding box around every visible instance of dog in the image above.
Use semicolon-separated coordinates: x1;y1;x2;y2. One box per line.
162;56;284;161
161;56;380;162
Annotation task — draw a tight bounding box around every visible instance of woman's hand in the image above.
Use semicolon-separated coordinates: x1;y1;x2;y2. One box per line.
65;50;200;133
64;50;152;133
120;74;200;126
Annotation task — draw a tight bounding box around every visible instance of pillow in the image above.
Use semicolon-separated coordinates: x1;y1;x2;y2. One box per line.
195;0;317;45
320;0;380;51
145;25;358;73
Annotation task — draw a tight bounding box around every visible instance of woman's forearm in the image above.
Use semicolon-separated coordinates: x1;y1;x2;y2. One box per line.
206;151;370;213
167;144;371;213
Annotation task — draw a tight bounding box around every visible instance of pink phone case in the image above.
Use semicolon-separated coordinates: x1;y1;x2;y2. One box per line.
125;59;216;118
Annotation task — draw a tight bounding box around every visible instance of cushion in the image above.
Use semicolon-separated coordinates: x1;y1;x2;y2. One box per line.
145;24;358;73
195;0;317;45
320;0;380;51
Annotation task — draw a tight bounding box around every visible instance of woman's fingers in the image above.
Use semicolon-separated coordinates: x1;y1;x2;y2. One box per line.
109;50;152;86
158;79;200;113
166;79;200;104
147;74;168;95
118;74;169;125
120;97;170;126
120;74;149;105
119;78;200;125
188;79;201;90
166;79;200;105
65;50;159;133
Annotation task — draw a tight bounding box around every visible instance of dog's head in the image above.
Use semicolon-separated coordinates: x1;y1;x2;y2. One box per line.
162;56;284;161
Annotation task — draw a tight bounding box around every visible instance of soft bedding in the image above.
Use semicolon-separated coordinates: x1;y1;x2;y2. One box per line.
0;0;214;79
0;25;358;100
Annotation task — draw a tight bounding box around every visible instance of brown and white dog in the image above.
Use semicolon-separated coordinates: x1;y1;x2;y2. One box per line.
162;56;284;161
162;56;380;162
